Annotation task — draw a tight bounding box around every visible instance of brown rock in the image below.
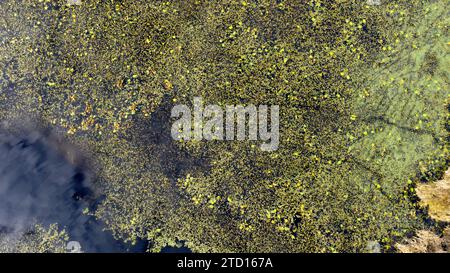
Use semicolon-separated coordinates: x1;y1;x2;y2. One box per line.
416;168;450;222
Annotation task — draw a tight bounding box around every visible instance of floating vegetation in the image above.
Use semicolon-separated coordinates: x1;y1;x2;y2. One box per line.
0;0;448;253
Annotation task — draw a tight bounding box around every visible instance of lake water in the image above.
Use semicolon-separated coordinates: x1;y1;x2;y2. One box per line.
0;129;147;252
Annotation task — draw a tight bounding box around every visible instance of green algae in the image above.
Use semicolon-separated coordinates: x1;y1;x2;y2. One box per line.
0;224;69;253
0;0;448;253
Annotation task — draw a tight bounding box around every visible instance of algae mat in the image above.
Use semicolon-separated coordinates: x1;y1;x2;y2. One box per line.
0;0;448;252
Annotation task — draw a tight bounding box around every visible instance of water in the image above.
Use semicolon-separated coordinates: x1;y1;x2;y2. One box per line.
0;128;143;252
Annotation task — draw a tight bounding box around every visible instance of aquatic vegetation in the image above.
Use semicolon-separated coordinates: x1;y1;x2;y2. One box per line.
0;127;134;252
0;224;69;253
0;0;448;253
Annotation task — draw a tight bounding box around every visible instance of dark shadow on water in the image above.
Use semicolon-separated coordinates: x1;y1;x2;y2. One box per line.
161;246;192;253
126;94;205;253
0;95;200;253
130;94;209;183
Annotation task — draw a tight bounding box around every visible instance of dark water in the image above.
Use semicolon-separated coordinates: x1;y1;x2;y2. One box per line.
0;129;145;252
162;245;192;253
0;95;197;253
